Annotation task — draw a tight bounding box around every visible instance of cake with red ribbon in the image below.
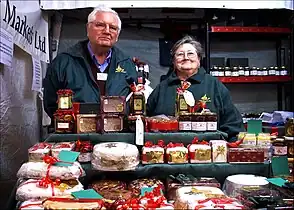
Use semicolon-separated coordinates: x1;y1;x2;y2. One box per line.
166;142;188;164
142;140;165;164
188;138;211;163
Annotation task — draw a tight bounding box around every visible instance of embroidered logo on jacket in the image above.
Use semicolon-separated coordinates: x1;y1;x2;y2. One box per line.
115;65;125;73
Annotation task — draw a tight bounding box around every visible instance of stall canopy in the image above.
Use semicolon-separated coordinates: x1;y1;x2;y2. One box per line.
40;0;293;10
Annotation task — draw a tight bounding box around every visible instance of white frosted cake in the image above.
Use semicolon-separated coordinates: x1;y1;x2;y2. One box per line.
19;200;44;209
223;174;269;198
92;142;139;171
174;186;226;209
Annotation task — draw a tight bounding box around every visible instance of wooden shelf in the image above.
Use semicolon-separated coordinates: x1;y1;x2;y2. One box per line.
217;76;292;83
211;26;291;33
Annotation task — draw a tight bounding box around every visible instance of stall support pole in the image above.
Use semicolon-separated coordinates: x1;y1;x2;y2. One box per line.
205;22;210;73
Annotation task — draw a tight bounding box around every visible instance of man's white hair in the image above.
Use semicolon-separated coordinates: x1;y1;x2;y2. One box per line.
88;5;122;32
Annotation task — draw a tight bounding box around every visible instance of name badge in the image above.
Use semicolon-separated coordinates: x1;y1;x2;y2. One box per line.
97;73;108;81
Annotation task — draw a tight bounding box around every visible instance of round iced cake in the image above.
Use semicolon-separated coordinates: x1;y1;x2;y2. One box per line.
223;174;269;198
92;142;139;171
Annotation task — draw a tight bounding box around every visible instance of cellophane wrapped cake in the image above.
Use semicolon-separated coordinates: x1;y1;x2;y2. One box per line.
51;142;75;158
166;142;188;164
28;143;54;162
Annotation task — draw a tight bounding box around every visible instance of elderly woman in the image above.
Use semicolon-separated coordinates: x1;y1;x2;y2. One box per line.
147;35;245;141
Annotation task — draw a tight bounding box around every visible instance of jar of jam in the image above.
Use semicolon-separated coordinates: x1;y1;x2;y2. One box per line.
280;66;288;76
232;67;239;77
257;67;262;76
210;66;218;77
268;66;276;76
224;67;232;77
285;118;294;137
54;110;75;133
272;138;287;156
218;67;224;77
191;113;206;132
179;113;192;131
285;136;294;158
206;113;218;131
274;66;280;76
57;89;74;110
238;67;245;76
250;67;258;76
262;67;268;76
244;67;250;76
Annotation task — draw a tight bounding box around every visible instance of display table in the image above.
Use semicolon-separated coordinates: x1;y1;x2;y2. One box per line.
44;131;228;145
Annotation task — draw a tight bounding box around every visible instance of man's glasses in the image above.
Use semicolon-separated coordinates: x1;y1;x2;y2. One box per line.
90;21;119;33
175;51;197;60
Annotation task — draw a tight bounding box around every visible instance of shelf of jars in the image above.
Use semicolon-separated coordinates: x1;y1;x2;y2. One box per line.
210;26;291;33
209;66;291;83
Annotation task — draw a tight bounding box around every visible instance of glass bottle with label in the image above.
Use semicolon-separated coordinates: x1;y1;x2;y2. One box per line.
130;66;146;115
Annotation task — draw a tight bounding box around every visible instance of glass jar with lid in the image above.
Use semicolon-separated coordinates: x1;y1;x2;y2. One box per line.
178;113;192;131
285;118;294;137
218;67;224;77
272;137;287;156
244;67;250;76
232;67;239;77
274;66;280;76
57;89;74;110
224;67;232;77
206;113;218;131
262;67;268;76
250;67;258;76
191;113;206;132
280;66;288;76
268;66;276;76
238;67;245;76
257;67;262;76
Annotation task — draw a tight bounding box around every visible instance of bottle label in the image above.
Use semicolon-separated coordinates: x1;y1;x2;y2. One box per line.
244;71;250;76
179;98;188;110
218;71;224;76
275;71;280;76
134;98;143;111
238;70;245;75
250;70;258;75
232;72;239;77
207;122;217;131
263;71;268;76
269;70;276;75
59;97;71;109
225;71;232;76
195;122;207;131
257;71;263;76
179;121;192;131
273;146;287;156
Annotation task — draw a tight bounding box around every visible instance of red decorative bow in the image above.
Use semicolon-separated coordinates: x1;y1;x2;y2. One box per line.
75;140;93;153
227;135;245;148
191;137;209;145
166;142;184;148
144;140;165;148
57;89;74;95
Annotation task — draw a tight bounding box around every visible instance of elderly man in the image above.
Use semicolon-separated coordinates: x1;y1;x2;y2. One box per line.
44;5;137;118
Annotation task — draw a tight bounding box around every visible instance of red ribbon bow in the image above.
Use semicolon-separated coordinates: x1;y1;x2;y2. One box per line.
144;140;165;148
57;89;74;95
191;137;209;145
227;135;245;148
75;140;93;153
166;142;184;148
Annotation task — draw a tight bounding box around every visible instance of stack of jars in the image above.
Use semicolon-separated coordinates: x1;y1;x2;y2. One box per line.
54;89;75;133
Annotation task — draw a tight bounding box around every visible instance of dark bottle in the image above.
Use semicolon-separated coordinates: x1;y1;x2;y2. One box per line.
130;66;146;115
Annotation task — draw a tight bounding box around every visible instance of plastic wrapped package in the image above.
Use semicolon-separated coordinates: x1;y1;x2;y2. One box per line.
92;142;139;171
17;162;85;180
173;186;226;210
51;142;75;158
166;175;220;201
128;178;164;196
166;143;188;164
28;143;54;162
16;179;84;201
188;198;244;209
222;174;269;198
146;115;178;132
142;140;165;164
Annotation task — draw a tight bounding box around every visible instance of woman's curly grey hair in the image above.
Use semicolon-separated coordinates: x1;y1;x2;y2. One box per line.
170;35;204;59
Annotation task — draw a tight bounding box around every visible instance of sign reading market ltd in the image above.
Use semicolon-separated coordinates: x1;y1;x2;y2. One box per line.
1;0;49;63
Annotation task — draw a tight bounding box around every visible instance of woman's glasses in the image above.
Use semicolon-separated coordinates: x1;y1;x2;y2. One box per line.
175;51;197;60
